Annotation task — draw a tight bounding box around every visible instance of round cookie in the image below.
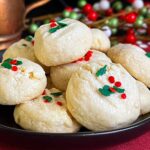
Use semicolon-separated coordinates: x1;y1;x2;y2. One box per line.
107;44;150;87
14;88;80;133
34;19;92;66
66;62;140;131
0;58;47;105
50;50;112;91
91;29;110;53
136;81;150;115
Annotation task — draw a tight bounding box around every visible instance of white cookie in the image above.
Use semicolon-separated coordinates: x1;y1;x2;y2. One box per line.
107;44;150;87
136;81;150;115
14;88;80;133
3;38;50;74
66;62;140;131
34;19;92;66
91;29;110;53
0;58;47;105
51;50;112;91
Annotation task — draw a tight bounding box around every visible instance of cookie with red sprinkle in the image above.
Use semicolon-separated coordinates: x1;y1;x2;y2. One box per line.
66;62;140;131
14;88;80;133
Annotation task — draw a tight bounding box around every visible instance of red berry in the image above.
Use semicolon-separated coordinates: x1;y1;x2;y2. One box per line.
127;28;135;35
119;10;126;20
105;8;113;16
87;11;98;21
65;6;73;12
125;34;137;44
108;76;115;83
50;22;57;28
121;93;127;99
127;0;135;3
56;101;63;106
115;81;122;87
83;4;93;14
109;87;116;93
10;60;17;65
84;50;93;61
50;19;56;23
12;66;18;71
125;12;137;23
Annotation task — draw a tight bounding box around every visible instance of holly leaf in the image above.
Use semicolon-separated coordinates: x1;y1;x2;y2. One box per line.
25;35;33;42
16;60;23;65
51;92;62;97
113;86;125;93
49;26;60;33
98;85;113;96
146;52;150;58
43;96;52;102
96;65;107;77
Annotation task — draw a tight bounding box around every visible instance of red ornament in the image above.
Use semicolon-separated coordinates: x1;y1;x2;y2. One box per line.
87;11;98;21
10;60;17;65
115;81;122;87
121;93;127;99
109;87;116;93
125;12;137;23
105;8;113;16
127;0;135;3
84;50;93;61
125;34;137;44
108;76;115;83
65;6;73;12
83;4;93;14
12;66;18;71
56;101;63;106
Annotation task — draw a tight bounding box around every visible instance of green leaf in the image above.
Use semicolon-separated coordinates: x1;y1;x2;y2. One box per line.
1;62;12;69
25;35;33;42
113;86;125;93
96;65;107;77
49;26;60;33
43;96;52;102
146;52;150;58
16;60;23;65
51;92;62;97
4;58;13;63
98;85;112;96
58;21;68;28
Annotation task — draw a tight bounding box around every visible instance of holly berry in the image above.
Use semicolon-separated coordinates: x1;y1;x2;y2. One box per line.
12;66;18;71
87;11;98;21
108;76;115;83
56;101;63;106
125;12;137;23
121;93;127;99
105;8;113;16
119;10;126;20
109;87;116;93
50;22;57;28
127;28;135;35
83;4;93;14
115;81;122;87
10;60;17;65
65;7;73;12
125;34;137;44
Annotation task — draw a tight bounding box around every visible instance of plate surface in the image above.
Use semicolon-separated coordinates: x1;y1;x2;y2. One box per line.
0;50;150;149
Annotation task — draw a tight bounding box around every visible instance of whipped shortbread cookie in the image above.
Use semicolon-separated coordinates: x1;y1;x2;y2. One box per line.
91;29;110;53
51;50;111;91
136;81;150;115
3;37;50;74
0;58;47;105
107;44;150;87
66;62;140;131
34;19;92;66
14;88;80;133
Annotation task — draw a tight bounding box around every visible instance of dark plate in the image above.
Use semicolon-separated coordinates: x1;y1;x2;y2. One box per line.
0;50;150;149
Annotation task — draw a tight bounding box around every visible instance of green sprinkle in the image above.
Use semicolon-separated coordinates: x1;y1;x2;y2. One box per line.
98;85;113;96
1;62;12;69
4;58;13;63
146;52;150;58
51;92;63;97
43;96;52;102
16;60;23;65
113;86;125;93
96;65;107;77
49;26;60;33
25;35;33;42
57;21;68;27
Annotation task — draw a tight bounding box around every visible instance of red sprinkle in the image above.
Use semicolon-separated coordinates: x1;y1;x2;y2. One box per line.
109;87;116;93
42;90;46;95
56;101;63;106
84;50;93;61
121;93;127;99
10;60;17;65
32;40;34;46
12;66;18;71
115;81;122;87
108;76;115;83
50;22;57;28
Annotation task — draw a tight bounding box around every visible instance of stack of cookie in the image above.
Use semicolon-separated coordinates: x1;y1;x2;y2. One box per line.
0;19;150;133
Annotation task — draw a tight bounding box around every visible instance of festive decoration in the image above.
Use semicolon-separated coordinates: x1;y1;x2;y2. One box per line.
96;65;107;77
146;52;150;58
